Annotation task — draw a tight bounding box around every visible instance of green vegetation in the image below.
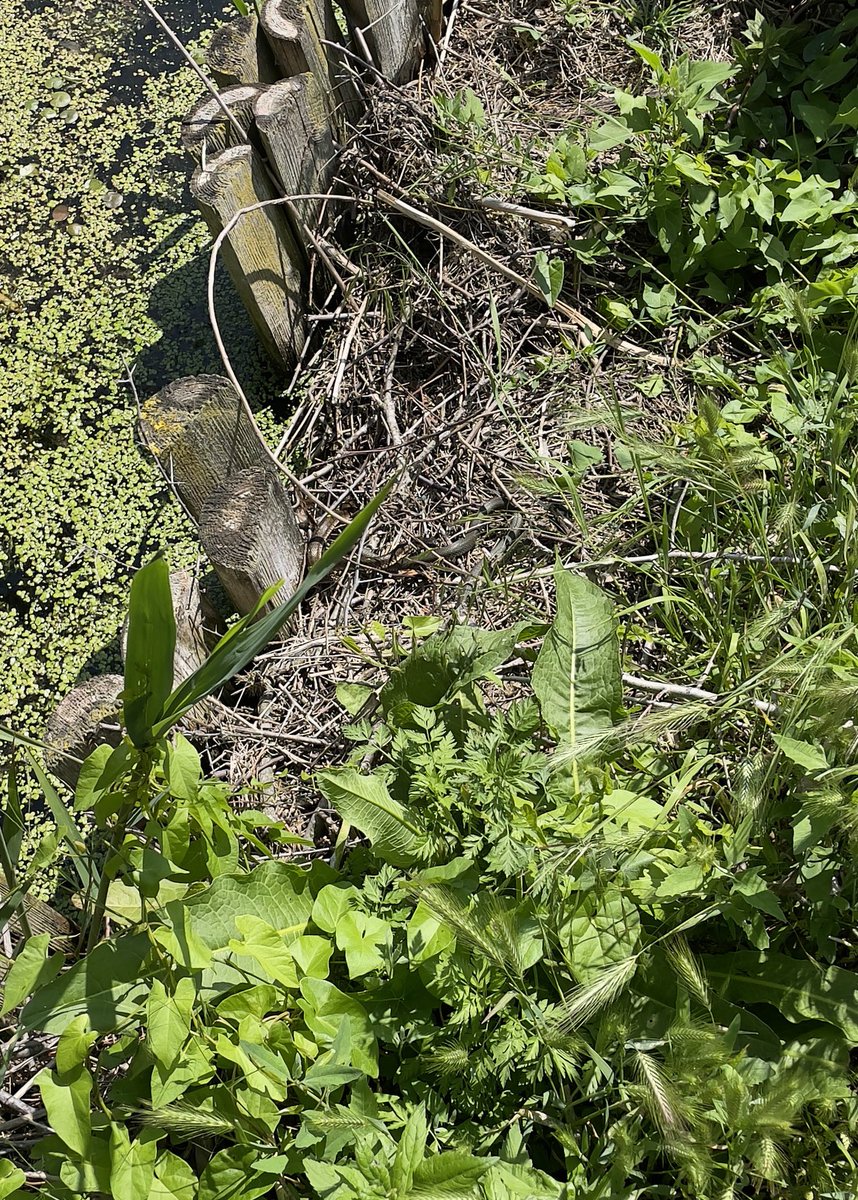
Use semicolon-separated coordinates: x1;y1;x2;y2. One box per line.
4;2;858;1199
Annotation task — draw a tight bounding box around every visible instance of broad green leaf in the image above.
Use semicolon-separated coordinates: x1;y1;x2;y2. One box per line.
588;115;634;152
626;38;662;74
164;734;201;801
312;883;360;933
563;887;640;982
56;1014;97;1074
124;556;175;748
229;914;300;988
532;568;621;753
147;977;194;1069
0;1162;25;1199
152;1151;197;1200
299;978;378;1075
411;1150;493;1199
533;251;564;308
21;932;150;1033
316;768;429;867
110;1124;159;1200
772;735;829;772
0;932;62;1016
74;744;114;812
706;952;858;1042
336;910;390;978
38;1064;92;1155
164;861;313;960
291;934;332;980
154;481;392;735
656;862;705;898
198;1146;271;1200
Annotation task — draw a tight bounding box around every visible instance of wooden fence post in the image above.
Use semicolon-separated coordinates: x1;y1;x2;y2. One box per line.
44;675;124;789
191;143;306;368
181;85;266;162
340;0;422;83
207;13;280;87
139;374;275;522
254;74;338;243
258;0;358;126
199;466;304;616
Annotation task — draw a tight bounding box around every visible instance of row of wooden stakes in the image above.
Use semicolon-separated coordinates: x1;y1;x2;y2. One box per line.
44;0;442;786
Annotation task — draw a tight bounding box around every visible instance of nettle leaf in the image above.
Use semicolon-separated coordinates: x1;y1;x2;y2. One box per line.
317;768;430;867
393;1105;428;1196
123;556;175;748
38;1064;92;1155
532;251;565;308
532;567;622;753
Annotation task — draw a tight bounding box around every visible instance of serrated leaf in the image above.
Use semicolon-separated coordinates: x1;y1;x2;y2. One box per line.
411;1150;493;1199
393;1104;428;1195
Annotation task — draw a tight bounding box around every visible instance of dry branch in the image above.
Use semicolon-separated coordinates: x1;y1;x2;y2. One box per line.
199;466;304;615
191;143;307;367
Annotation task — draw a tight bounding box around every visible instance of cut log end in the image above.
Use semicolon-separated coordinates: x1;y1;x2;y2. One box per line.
44;675;124;789
208;14;279;86
181;85;264;161
199;465;304;617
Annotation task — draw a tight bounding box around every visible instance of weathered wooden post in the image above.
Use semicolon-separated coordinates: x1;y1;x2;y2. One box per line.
207;13;280;87
340;0;422;83
191;143;307;368
254;74;338;243
258;0;359;125
139;374;276;521
44;675;124;789
181;85;266;161
199;466;304;615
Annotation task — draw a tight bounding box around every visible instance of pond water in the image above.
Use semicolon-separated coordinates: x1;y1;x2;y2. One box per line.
0;0;285;742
